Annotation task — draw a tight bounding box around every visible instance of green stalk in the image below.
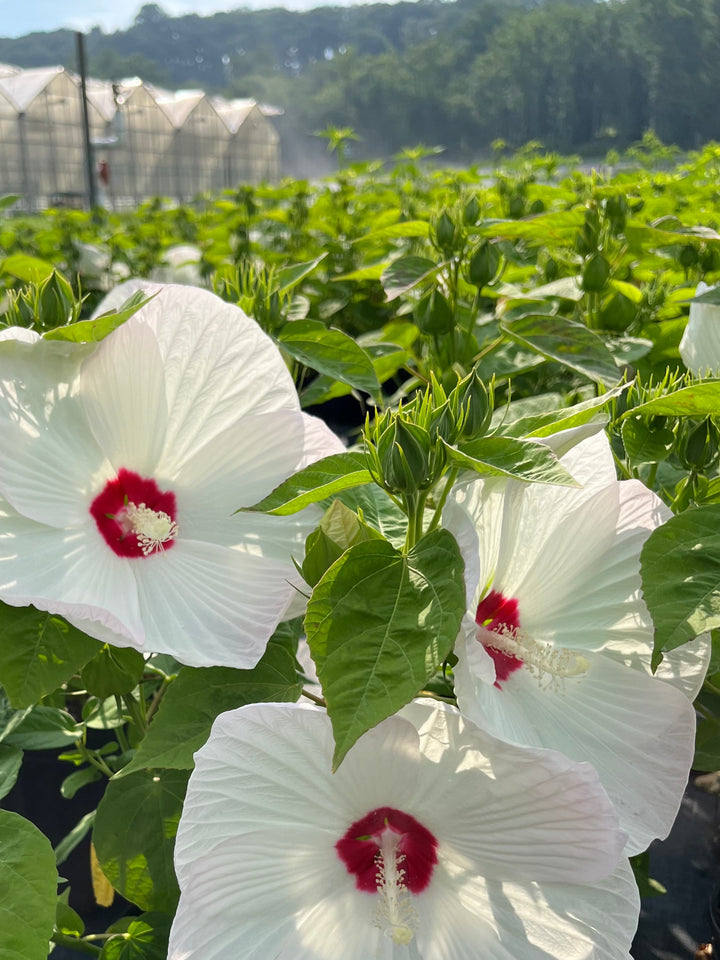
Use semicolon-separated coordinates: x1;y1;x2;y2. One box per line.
51;932;101;956
427;468;459;534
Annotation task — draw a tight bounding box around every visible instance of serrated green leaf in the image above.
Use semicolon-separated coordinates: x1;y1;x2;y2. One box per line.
625;381;720;418
44;290;153;342
496;385;627;439
442;436;578;485
380;255;438;300
0;742;22;799
275;253;327;294
0;603;100;708
241;450;373;516
1;253;55;283
120;640;301;775
99;912;171;960
279;319;380;397
81;645;145;698
621;417;674;465
4;707;80;750
302;500;383;588
501;314;619;383
0;810;57;960
93;769;189;912
305;529;465;770
641;505;720;656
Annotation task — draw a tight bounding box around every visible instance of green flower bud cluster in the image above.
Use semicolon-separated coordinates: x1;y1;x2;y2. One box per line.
3;270;80;332
364;368;494;497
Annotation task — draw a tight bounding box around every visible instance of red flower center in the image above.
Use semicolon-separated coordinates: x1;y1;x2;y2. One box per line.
90;468;178;559
336;805;438;894
476;589;523;687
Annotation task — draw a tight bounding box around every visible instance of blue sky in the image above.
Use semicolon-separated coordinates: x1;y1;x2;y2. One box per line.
0;0;392;38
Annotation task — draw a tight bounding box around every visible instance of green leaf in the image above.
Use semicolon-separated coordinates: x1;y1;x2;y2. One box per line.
305;529;466;769
56;889;85;938
621;417;674;465
4;707;80;750
81;645;146;698
640;505;720;655
120;641;301;775
690;285;720;306
442;436;579;485
335;484;407;548
93;768;189;912
358;220;430;244
279;319;380;397
0;810;57;960
43;291;153;343
302;500;383;588
476;210;584;242
99;912;171;960
624;381;720;418
1;253;55;283
380;255;438;301
0;603;100;707
241;450;373;516
693;717;720;771
275;254;327;294
501;314;620;383
61;766;102;799
0;194;20;210
54;811;96;867
0;742;22;799
495;385;627;439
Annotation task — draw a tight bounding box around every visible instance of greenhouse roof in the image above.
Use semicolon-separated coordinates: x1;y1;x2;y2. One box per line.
0;65;64;111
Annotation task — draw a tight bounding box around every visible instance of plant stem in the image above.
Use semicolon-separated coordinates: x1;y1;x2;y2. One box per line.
145;677;171;725
302;688;326;706
123;690;147;736
51;932;102;956
427;468;459;534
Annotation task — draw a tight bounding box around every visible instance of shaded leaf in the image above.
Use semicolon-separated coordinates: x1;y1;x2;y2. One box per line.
501;314;619;383
305;530;465;769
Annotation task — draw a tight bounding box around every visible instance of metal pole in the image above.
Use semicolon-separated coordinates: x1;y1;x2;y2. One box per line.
75;31;97;209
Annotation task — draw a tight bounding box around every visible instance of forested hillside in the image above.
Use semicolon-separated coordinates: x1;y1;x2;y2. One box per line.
1;0;719;158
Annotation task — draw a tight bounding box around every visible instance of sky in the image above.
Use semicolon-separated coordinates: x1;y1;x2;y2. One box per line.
0;0;388;38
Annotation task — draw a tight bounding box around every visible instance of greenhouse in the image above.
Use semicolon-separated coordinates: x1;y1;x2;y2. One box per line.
0;63;281;211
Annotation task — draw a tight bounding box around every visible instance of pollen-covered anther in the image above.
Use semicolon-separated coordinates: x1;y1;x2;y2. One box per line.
123;502;178;555
373;829;419;946
479;624;589;690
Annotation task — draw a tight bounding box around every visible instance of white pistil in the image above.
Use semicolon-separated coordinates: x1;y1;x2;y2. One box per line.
372;829;419;946
123;502;178;555
479;624;589;690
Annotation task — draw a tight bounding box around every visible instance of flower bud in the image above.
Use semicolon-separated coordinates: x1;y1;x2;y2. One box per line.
37;270;75;329
433;209;458;254
457;370;493;441
415;289;455;335
467;241;500;289
581;253;610;293
463;195;480;226
378;418;434;494
677;418;720;471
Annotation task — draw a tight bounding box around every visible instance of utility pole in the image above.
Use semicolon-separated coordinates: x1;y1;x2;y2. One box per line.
76;31;97;209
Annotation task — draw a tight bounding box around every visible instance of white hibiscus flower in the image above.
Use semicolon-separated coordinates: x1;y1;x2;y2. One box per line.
679;281;720;375
444;430;707;856
169;699;635;960
0;284;342;668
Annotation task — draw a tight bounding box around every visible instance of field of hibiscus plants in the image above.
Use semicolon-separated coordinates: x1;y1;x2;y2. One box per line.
0;137;720;960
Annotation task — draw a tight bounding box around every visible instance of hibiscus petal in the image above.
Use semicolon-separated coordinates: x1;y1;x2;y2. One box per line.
0;337;106;527
132;539;299;667
78;315;168;476
416;858;637;960
454;634;694;856
0;497;143;645
169;410;306;536
129;285;301;477
399;701;626;884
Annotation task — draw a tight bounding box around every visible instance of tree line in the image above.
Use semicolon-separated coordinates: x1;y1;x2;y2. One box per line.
1;0;718;159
